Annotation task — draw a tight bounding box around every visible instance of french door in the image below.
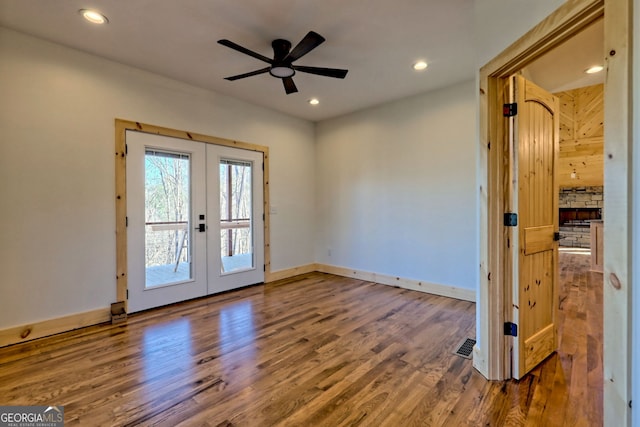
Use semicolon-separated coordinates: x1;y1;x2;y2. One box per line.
207;144;264;293
126;131;264;313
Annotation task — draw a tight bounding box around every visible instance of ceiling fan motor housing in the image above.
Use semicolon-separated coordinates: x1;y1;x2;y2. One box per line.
269;39;295;78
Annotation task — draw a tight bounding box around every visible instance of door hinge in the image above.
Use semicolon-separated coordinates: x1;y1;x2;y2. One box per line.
504;322;518;337
263;213;265;221
504;213;518;227
554;232;561;241
125;144;128;155
263;264;266;272
126;289;129;300
125;216;128;227
503;103;518;117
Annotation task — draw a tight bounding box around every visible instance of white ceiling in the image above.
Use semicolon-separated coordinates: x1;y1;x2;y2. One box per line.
524;18;604;93
0;1;603;122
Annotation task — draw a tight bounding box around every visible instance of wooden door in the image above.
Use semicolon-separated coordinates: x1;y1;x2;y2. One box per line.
510;75;560;379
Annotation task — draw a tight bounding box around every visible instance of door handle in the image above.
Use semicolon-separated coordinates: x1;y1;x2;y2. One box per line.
195;223;206;232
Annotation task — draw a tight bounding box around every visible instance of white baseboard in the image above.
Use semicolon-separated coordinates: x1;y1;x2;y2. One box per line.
315;263;476;302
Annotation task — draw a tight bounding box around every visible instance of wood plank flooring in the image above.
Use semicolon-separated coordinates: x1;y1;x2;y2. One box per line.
0;250;602;426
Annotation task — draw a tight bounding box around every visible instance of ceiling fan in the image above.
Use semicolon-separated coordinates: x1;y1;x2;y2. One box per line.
217;31;348;95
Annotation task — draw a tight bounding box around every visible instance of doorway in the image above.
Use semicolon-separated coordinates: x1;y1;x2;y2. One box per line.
476;0;631;424
116;122;269;314
500;16;605;379
499;20;606;380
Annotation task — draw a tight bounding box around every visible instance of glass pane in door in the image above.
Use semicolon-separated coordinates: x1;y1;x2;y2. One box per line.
219;159;254;273
144;150;192;287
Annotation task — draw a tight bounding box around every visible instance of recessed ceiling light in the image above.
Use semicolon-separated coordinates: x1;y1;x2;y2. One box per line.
308;98;320;105
79;9;109;24
584;65;603;74
413;61;428;71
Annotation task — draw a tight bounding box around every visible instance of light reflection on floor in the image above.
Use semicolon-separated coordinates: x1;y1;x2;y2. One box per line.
559;247;591;256
218;300;257;375
142;318;193;382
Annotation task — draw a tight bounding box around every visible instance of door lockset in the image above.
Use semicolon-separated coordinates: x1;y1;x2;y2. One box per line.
196;223;206;232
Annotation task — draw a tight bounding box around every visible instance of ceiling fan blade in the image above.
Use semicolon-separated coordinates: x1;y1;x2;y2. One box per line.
285;31;325;62
224;67;271;81
218;39;273;64
282;77;298;94
293;65;348;79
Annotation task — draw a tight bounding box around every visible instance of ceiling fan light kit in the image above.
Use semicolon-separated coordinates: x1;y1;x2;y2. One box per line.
269;66;295;78
218;31;348;95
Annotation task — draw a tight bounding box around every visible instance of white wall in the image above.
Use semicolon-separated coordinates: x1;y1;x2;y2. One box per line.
473;0;567;67
315;81;477;293
0;27;316;329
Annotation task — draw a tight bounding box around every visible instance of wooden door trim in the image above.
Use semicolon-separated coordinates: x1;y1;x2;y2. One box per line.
477;0;632;424
115;119;272;312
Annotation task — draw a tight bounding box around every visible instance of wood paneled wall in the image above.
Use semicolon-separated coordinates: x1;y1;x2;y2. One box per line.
555;84;604;187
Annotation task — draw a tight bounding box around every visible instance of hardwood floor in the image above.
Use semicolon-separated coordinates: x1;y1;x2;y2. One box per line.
0;250;602;426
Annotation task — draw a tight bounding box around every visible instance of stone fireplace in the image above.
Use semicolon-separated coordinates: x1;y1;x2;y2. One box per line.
558;186;603;248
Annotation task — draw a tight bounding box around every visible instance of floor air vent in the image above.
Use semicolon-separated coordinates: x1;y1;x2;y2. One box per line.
453;338;476;359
